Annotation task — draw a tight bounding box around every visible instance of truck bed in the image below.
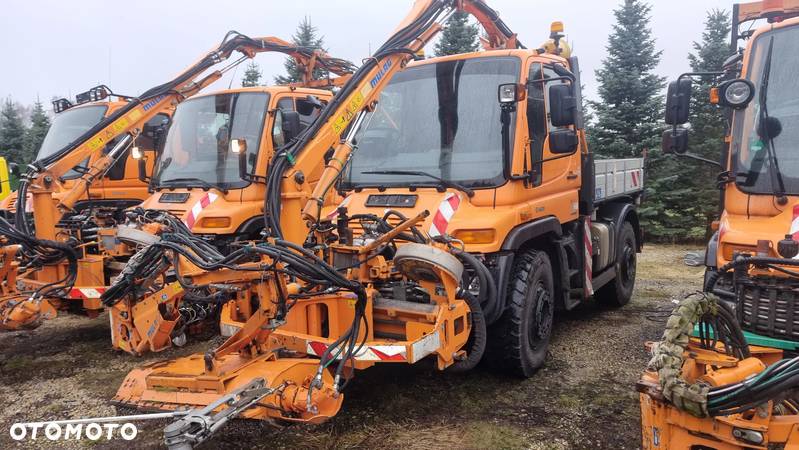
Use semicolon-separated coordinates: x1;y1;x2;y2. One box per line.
594;158;644;203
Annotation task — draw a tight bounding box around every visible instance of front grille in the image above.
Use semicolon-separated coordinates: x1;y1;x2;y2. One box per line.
737;275;799;341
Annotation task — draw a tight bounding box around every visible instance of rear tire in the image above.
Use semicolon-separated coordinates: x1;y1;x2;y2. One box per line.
487;249;554;378
596;222;636;307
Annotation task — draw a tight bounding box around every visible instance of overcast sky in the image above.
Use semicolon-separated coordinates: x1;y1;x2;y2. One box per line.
0;0;732;110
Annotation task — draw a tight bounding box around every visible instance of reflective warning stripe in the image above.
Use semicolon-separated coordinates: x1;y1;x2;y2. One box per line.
183;192;219;230
428;193;461;237
306;341;407;361
584;217;594;296
326;195;352;220
69;287;106;299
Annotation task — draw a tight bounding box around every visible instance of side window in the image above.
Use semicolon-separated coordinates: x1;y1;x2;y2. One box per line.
526;63;547;186
296;96;326;127
107;113;170;181
277;97;295;112
543;66;567;132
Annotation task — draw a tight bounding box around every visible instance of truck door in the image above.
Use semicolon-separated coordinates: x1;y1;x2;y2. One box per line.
98;113;170;203
524;62;581;196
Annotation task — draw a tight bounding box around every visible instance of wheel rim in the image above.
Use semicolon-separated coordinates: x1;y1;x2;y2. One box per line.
529;281;553;350
620;242;636;286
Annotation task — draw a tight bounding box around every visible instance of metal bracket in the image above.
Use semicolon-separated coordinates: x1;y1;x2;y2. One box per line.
163;378;273;450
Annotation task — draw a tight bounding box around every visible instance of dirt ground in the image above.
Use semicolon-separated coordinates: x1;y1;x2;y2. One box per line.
0;244;705;449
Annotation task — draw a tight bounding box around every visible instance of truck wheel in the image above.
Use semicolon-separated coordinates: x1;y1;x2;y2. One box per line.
596;221;636;307
487;249;554;377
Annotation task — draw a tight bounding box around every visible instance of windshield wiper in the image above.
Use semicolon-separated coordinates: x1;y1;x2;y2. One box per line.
361;170;475;197
757;36;788;204
158;177;228;194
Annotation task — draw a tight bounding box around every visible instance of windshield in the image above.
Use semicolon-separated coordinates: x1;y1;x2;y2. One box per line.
734;25;799;195
36;105;107;161
153;92;268;189
343;56;520;189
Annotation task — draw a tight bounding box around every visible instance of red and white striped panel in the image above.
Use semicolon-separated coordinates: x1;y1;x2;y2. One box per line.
583;217;594;296
630;170;641;188
428;193;461;238
326;195;352;220
183;192;219;230
790;205;799;259
69;287;106;299
306;341;407;361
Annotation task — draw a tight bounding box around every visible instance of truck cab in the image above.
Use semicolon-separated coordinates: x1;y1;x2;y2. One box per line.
326;33;643;376
135;86;333;245
0;99;166;215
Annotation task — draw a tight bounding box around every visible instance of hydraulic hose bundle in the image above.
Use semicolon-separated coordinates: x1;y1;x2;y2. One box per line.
649;292;799;418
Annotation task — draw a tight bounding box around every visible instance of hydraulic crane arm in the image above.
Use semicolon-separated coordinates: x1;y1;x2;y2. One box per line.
262;0;522;241
18;34;355;219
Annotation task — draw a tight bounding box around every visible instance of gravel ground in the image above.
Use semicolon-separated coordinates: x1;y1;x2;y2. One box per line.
0;244;705;449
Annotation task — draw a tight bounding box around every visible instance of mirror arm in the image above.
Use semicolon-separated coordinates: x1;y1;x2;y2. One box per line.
675;152;723;168
527;149;578;167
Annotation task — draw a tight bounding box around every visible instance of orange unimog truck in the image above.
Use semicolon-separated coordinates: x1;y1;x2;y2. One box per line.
0;33;347;330
107;85;349;353
100;2;643;446
662;0;799;349
639;2;799;449
322;24;645;376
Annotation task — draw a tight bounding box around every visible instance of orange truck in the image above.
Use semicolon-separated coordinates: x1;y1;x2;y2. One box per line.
107;84;353;354
100;1;644;445
662;0;799;349
641;1;799;448
0;34;351;330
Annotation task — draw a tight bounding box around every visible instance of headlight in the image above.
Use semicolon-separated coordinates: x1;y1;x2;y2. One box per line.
718;79;755;110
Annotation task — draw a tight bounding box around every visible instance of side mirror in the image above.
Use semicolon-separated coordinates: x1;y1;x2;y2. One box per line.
758;116;782;140
549;129;578;154
8;163;19;177
282;110;302;142
231;138;249;180
665;79;692;125
548;84;577;127
661;127;689;155
305;94;323;109
716;78;754;110
131;147;149;182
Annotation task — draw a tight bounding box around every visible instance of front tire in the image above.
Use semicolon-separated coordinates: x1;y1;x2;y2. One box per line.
596;221;636;307
487;249;554;378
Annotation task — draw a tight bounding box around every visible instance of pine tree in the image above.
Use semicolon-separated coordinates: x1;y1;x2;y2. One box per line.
24;99;51;161
434;11;480;56
0;98;28;165
687;9;731;228
241;61;263;87
274;16;327;85
638;9;731;241
588;0;664;159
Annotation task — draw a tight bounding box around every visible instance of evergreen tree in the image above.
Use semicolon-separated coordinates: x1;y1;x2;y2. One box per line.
434;11;480;56
241;61;263;87
274;16;327;85
638;9;731;240
687;9;731;227
588;0;664;159
24;99;51;161
0;98;28;165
